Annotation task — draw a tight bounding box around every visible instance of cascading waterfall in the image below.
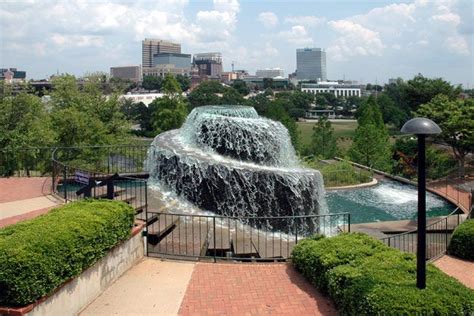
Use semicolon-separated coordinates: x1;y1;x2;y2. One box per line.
146;105;327;232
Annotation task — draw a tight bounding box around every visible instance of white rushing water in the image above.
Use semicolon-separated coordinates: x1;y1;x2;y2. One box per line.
146;105;327;233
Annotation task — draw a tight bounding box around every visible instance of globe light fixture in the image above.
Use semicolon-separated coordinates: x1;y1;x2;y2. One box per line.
401;117;442;289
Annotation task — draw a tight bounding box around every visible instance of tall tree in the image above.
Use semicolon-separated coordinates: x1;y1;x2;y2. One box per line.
175;74;191;92
416;95;474;177
151;75;188;134
350;97;392;170
266;100;300;150
187;81;224;109
231;79;250;96
310;116;337;159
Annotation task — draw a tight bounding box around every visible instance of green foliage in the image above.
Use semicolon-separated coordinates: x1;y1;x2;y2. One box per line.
350;96;392;171
142;75;162;91
376;94;408;128
187;81;224;109
448;219;474;260
416;95;474;177
308;116;337;159
151;96;188;134
175;74;191;92
231;79;250;96
292;233;474;315
221;87;244;105
266;101;300;150
161;74;182;95
50;75;130;146
291;233;388;293
0;200;135;306
392;136;457;179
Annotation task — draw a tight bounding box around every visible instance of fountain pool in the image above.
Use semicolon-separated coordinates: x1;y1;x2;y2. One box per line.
326;179;455;224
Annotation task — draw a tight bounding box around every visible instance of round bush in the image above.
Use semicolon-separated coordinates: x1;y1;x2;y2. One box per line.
448;219;474;260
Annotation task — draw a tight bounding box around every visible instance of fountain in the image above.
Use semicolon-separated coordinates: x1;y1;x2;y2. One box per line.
146;105;326;230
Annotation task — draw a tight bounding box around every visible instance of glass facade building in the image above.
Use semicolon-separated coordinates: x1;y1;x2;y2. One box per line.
296;48;326;81
153;53;191;69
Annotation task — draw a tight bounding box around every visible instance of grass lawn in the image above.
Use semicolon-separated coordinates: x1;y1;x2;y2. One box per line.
297;120;358;148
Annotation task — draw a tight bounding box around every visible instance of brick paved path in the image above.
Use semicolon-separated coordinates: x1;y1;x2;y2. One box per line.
0;177;51;203
434;255;474;289
178;262;336;316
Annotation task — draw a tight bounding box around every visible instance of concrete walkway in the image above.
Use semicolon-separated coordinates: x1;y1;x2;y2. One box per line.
434;255;474;289
80;258;195;316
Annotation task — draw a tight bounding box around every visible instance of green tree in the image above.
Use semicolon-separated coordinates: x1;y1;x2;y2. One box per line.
151;75;187;134
0;93;56;175
290;91;314;110
50;75;130;145
161;74;182;95
350;96;391;170
142;75;162;91
310;116;337;159
221;87;244;104
266;101;300;150
376;94;408;128
416;95;474;177
175;74;191;92
263;78;274;89
187;81;224;108
231;79;250;96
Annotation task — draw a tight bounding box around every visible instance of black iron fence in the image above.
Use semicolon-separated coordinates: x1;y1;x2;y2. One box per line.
51;147;148;214
380;208;470;261
145;211;350;261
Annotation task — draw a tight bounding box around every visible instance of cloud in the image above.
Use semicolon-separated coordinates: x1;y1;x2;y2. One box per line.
258;12;278;28
327;20;384;61
284;16;326;27
431;12;460;26
279;25;313;45
445;35;469;55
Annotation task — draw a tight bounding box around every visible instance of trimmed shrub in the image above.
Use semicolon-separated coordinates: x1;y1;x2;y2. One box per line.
292;233;474;315
448;219;474;260
0;200;135;306
291;233;389;293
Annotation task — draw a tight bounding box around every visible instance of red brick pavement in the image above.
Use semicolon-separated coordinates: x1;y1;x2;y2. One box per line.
178;263;337;316
0;177;51;203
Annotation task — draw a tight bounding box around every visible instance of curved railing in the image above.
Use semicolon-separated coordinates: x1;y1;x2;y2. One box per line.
380;207;471;261
51;145;150;213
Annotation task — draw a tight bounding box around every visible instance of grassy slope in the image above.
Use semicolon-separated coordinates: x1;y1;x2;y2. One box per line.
297;120;358;152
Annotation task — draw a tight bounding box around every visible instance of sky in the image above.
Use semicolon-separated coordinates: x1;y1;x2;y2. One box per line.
1;0;473;86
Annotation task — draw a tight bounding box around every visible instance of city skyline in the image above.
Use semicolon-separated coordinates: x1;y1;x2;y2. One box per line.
1;0;473;86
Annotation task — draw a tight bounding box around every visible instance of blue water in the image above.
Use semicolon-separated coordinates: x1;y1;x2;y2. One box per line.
326;180;455;224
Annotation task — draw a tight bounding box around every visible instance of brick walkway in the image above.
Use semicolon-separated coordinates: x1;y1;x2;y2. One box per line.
434;255;474;289
178;263;336;316
0;177;59;228
0;177;51;203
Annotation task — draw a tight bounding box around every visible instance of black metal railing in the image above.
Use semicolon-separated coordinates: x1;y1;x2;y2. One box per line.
51;147;148;214
0;147;55;177
380;208;469;261
145;211;350;261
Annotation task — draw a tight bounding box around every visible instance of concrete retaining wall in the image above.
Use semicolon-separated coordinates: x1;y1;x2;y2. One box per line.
0;224;144;316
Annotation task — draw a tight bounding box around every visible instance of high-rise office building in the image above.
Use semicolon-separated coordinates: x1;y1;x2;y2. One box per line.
296;48;326;81
193;53;223;77
153;53;191;69
142;39;181;68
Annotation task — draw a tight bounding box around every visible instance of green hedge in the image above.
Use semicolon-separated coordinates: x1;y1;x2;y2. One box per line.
448;219;474;260
0;200;135;306
292;233;474;315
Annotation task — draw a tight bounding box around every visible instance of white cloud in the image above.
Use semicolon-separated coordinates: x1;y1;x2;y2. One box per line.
278;25;313;45
431;12;461;26
284;16;326;27
327;20;384;61
258;12;278;28
50;33;104;48
445;35;470;55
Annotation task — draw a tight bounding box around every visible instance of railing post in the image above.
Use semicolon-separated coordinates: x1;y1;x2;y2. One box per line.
348;213;351;233
213;216;216;263
63;165;67;202
106;179;114;200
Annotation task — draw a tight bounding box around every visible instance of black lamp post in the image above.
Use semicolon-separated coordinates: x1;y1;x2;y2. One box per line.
401;118;441;289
